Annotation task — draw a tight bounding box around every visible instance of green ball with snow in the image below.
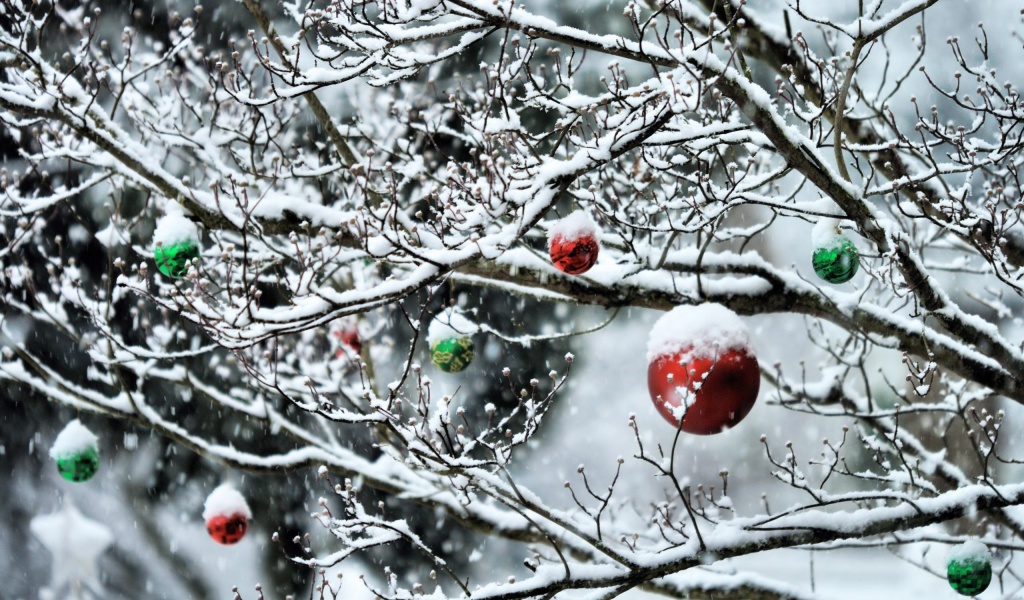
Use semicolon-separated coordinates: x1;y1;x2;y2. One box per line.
431;336;475;373
428;312;477;373
154;240;200;278
152;213;201;279
812;235;859;284
50;420;100;483
947;541;992;596
56;447;100;483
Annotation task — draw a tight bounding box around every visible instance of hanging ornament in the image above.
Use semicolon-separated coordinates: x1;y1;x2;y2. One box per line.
153;212;201;279
203;484;252;545
548;210;600;275
811;220;859;284
947;540;992;596
428;310;477;373
332;320;362;357
49;420;100;483
647;304;760;435
340;328;362;355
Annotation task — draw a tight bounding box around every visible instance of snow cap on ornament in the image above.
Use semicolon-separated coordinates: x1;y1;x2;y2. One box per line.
947;540;992;596
152;210;201;279
203;484;252;545
646;303;760;435
428;309;477;373
50;419;100;483
548;210;600;275
811;219;859;284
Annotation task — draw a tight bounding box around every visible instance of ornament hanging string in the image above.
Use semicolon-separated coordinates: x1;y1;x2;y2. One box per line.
694;215;724;303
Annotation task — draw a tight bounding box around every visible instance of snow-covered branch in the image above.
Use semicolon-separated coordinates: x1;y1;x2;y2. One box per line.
4;0;1024;598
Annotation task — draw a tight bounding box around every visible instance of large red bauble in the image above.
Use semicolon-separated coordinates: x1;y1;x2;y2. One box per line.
206;513;248;545
549;233;599;275
647;346;760;435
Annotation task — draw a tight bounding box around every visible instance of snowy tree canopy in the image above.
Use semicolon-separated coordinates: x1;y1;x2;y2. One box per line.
3;0;1024;597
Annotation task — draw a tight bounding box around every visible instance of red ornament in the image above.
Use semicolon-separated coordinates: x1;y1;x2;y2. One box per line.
203;483;251;546
549;234;599;275
341;328;362;354
332;322;362;357
648;347;760;435
335;327;362;357
206;513;248;545
646;304;760;435
548;211;600;275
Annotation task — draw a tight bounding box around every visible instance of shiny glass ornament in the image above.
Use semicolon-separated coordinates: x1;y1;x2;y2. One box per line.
812;235;859;284
55;447;100;483
948;550;992;596
154;240;200;278
430;336;475;373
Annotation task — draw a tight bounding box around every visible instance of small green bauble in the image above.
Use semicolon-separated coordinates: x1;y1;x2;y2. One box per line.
812;236;859;284
948;553;992;596
154;240;200;278
55;447;100;483
430;336;475;373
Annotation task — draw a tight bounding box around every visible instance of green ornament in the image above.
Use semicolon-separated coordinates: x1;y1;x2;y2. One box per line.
154;240;200;278
812;235;859;284
948;548;992;596
431;336;475;373
55;447;100;483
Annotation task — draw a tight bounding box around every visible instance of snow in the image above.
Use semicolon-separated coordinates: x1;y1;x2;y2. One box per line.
547;209;599;245
202;484;252;520
655;566;818;600
68;223;90;245
840;0;937;39
426;309;479;345
646;303;754;362
811;218;846;250
948;539;989;564
94;222;123;247
49;419;99;458
30;501;114;593
152;211;199;247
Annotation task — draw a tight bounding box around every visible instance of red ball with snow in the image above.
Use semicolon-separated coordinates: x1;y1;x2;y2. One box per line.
646;304;760;435
341;328;362;354
333;322;362;357
206;513;248;545
548;210;600;275
203;483;252;546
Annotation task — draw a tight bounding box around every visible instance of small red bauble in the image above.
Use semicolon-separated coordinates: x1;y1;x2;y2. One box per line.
647;347;760;435
334;327;362;357
341;328;362;354
206;513;249;545
647;304;760;435
203;484;252;546
548;211;600;275
550;235;599;275
331;320;362;357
